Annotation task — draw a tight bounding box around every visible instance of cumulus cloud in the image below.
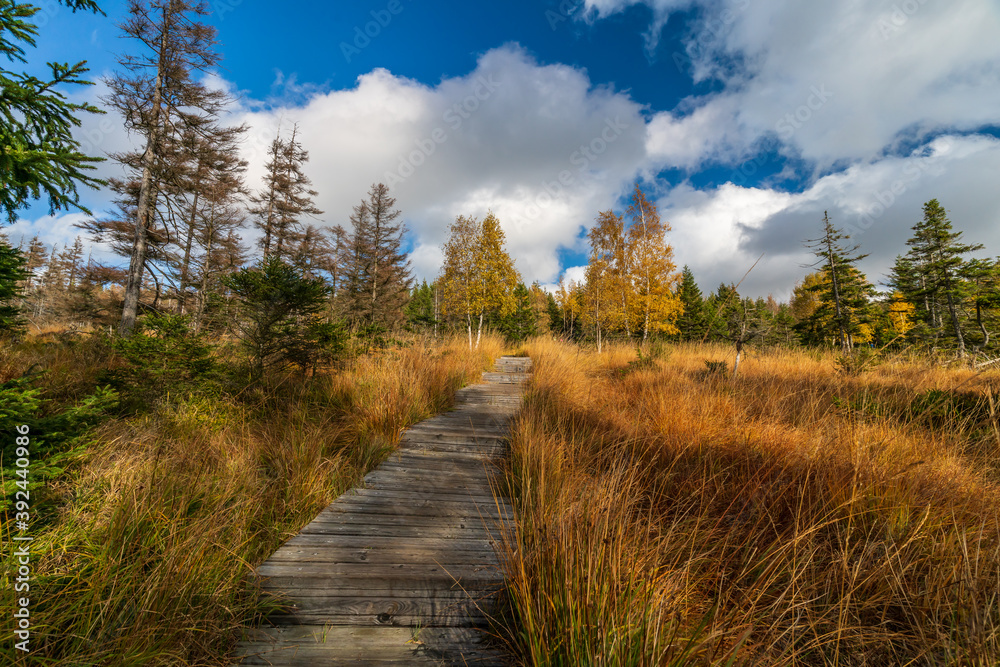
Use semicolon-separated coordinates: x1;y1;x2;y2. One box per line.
594;0;1000;169
230;45;648;283
662;135;1000;300
28;3;994;303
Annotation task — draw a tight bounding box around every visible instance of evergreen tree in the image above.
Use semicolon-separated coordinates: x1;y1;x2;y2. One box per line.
892;199;983;356
223;256;335;380
675;265;705;341
959;257;1000;351
802;212;875;352
405;280;435;331
342;183;411;328
106;0;234;335
491;282;535;343
171;123;247;313
0;241;29;334
0;0;105;223
250;125;322;261
704;282;741;343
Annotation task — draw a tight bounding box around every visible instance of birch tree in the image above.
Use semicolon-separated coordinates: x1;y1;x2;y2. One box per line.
625;184;680;340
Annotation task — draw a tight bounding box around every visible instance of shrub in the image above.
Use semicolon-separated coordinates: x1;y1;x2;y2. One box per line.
223;257;346;380
0;376;117;515
103;313;215;411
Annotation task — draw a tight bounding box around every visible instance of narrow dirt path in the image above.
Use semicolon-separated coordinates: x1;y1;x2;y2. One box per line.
235;356;531;666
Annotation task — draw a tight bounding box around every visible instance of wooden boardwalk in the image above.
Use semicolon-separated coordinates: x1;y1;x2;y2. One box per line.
235;356;531;666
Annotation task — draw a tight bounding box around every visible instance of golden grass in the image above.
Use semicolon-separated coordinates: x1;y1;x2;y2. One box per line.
1;333;504;665
497;338;1000;666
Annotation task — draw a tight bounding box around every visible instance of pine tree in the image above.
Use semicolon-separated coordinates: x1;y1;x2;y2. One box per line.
704;282;741;343
106;0;234;335
493;282;536;343
172;123;247;314
0;0;105;223
342;183;411;328
22;235;47;287
893;199;983;356
959;258;1000;351
675;265;705;341
405;280;435;331
802;212;875;353
0;241;30;334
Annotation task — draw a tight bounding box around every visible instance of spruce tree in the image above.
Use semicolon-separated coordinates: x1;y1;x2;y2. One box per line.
342;183;411;328
893;199;983;356
802;212;875;353
0;0;105;223
106;0;233;335
675;265;705;341
0;241;29;334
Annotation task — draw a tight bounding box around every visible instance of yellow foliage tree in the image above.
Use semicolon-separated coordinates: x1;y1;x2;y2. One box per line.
474;212;519;347
625;184;681;339
580;185;681;350
438;211;519;349
583;210;627;352
888;291;917;336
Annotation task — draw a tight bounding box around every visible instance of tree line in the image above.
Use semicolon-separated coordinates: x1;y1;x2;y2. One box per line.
2;1;997;369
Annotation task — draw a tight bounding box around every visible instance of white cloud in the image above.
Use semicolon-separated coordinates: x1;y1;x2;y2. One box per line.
33;5;996;305
591;0;1000;169
231;45;648;284
661;134;1000;300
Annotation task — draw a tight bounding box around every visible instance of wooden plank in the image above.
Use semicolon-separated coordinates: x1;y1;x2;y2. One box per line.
257;562;503;581
266;547;501;565
322;506;512;521
281;535;500;550
235;358;530;665
237;626;506;666
257;574;504;592
348;488;505;505
297;522;497;540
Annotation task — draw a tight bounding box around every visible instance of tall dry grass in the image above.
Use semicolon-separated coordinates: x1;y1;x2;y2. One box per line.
497;338;1000;666
1;333;504;665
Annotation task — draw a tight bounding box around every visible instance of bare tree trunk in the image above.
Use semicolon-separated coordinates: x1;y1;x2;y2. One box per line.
476;312;483;349
946;291;966;356
194;204;216;333
466;313;473;350
977;302;990;350
178;187;200;314
120;3;173;336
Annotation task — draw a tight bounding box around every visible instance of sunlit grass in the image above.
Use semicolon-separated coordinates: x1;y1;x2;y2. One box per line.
496;338;1000;666
1;333;504;665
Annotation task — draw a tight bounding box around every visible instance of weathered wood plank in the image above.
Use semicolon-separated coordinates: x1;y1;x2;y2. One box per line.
280;535;499;550
237;626;507;666
235;357;530;665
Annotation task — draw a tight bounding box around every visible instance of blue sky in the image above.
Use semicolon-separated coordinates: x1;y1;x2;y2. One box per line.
11;0;1000;298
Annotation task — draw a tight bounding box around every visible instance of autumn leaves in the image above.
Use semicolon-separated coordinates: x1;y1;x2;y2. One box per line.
438;184;681;352
564;185;682;352
438;212;520;349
